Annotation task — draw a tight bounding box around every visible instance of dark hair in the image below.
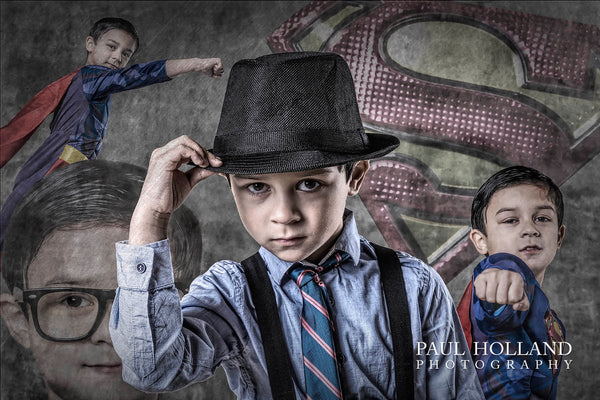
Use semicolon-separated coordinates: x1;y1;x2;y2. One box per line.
471;165;564;236
88;17;139;53
339;161;355;181
1;160;202;291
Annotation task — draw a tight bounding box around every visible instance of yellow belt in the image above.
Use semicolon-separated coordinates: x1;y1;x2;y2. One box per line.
59;145;88;164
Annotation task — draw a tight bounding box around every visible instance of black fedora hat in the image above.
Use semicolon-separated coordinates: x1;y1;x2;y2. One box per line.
207;52;399;175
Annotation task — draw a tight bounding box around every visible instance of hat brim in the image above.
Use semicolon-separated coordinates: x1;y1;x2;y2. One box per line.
205;132;399;175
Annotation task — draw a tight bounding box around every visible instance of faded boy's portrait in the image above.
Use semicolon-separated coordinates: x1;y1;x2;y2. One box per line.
1;1;599;400
0;161;216;400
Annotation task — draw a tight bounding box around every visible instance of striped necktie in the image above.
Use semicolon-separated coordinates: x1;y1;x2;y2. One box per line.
289;251;350;400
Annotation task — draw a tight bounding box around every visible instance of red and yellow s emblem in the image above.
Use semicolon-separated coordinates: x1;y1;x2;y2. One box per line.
268;1;600;281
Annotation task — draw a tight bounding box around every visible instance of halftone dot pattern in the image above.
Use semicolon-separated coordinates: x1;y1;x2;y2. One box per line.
268;1;600;184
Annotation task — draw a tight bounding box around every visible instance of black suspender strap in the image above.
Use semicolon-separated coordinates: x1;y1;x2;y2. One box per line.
241;244;414;400
371;242;415;400
241;253;296;400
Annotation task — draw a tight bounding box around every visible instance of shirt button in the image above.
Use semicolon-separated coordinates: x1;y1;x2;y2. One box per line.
329;295;335;306
337;353;346;364
136;263;147;273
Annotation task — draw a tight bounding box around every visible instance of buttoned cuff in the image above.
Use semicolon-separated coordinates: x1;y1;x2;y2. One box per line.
115;239;174;290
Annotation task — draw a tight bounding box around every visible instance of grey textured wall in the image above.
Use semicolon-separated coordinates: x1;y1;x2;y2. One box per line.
1;1;598;399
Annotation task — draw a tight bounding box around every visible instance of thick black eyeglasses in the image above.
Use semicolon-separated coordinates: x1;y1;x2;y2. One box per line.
15;287;115;342
15;282;188;343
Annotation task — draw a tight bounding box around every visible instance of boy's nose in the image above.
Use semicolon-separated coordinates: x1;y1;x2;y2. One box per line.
271;193;301;225
90;302;113;345
111;51;122;64
520;221;540;237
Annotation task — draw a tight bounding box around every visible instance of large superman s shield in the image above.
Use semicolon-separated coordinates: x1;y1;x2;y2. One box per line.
267;1;599;282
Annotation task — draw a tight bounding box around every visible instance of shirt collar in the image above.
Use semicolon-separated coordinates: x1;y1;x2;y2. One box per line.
258;209;361;286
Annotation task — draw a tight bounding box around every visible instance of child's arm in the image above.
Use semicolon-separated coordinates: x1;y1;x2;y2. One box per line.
469;254;543;398
83;58;223;100
471;253;538;333
165;58;224;78
129;135;222;245
474;267;530;311
110;136;238;390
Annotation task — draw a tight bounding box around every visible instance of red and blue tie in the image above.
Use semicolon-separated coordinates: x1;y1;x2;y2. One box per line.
290;251;350;400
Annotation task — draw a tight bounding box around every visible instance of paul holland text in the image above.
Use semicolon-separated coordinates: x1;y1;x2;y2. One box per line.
416;341;573;370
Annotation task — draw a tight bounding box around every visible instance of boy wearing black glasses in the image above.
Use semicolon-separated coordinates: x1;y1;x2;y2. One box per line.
0;161;209;400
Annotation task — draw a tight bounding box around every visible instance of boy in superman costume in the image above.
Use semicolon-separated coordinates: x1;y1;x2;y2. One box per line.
0;17;223;249
457;166;567;399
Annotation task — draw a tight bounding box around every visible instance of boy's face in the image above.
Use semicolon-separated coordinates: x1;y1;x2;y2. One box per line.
85;28;136;69
470;184;565;283
0;226;154;400
230;162;369;264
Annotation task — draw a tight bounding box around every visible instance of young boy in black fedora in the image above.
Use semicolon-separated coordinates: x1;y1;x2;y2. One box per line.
109;52;483;399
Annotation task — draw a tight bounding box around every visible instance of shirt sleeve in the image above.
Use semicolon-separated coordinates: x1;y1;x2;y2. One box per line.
82;60;171;100
401;254;484;400
109;239;247;392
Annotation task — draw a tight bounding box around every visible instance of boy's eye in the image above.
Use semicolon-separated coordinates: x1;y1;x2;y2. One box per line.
502;218;518;224
298;180;321;192
247;183;269;194
535;216;551;223
60;294;94;308
123;52;131;58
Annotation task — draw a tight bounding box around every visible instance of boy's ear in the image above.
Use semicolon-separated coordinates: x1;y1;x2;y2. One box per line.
557;225;566;248
0;293;32;349
347;160;370;196
469;229;489;255
85;36;95;53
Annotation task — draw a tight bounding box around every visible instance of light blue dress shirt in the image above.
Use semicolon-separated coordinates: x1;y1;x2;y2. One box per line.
110;211;483;399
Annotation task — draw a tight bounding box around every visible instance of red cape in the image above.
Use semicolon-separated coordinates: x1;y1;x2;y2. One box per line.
457;280;474;350
0;68;81;168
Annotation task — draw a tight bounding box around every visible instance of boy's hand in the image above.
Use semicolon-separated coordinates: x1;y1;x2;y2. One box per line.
473;268;530;311
196;57;224;78
129;135;222;245
165;58;224;78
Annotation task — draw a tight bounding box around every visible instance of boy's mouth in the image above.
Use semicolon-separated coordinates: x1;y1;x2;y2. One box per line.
520;245;542;253
272;236;305;246
83;363;122;374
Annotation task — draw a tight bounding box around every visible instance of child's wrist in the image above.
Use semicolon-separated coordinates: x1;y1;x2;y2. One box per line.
129;207;171;245
193;58;204;72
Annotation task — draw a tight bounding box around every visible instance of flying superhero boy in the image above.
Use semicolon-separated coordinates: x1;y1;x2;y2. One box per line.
0;17;223;248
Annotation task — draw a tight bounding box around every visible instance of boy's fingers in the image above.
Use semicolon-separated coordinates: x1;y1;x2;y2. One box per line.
212;66;224;78
200;58;223;77
184;151;222;169
495;277;511;304
159;134;200;155
206;151;223;167
512;293;530;311
507;277;525;304
187;166;217;187
190;145;210;167
485;279;497;304
473;276;487;301
212;58;223;69
158;135;214;168
474;267;529;310
177;134;205;154
155;144;203;170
